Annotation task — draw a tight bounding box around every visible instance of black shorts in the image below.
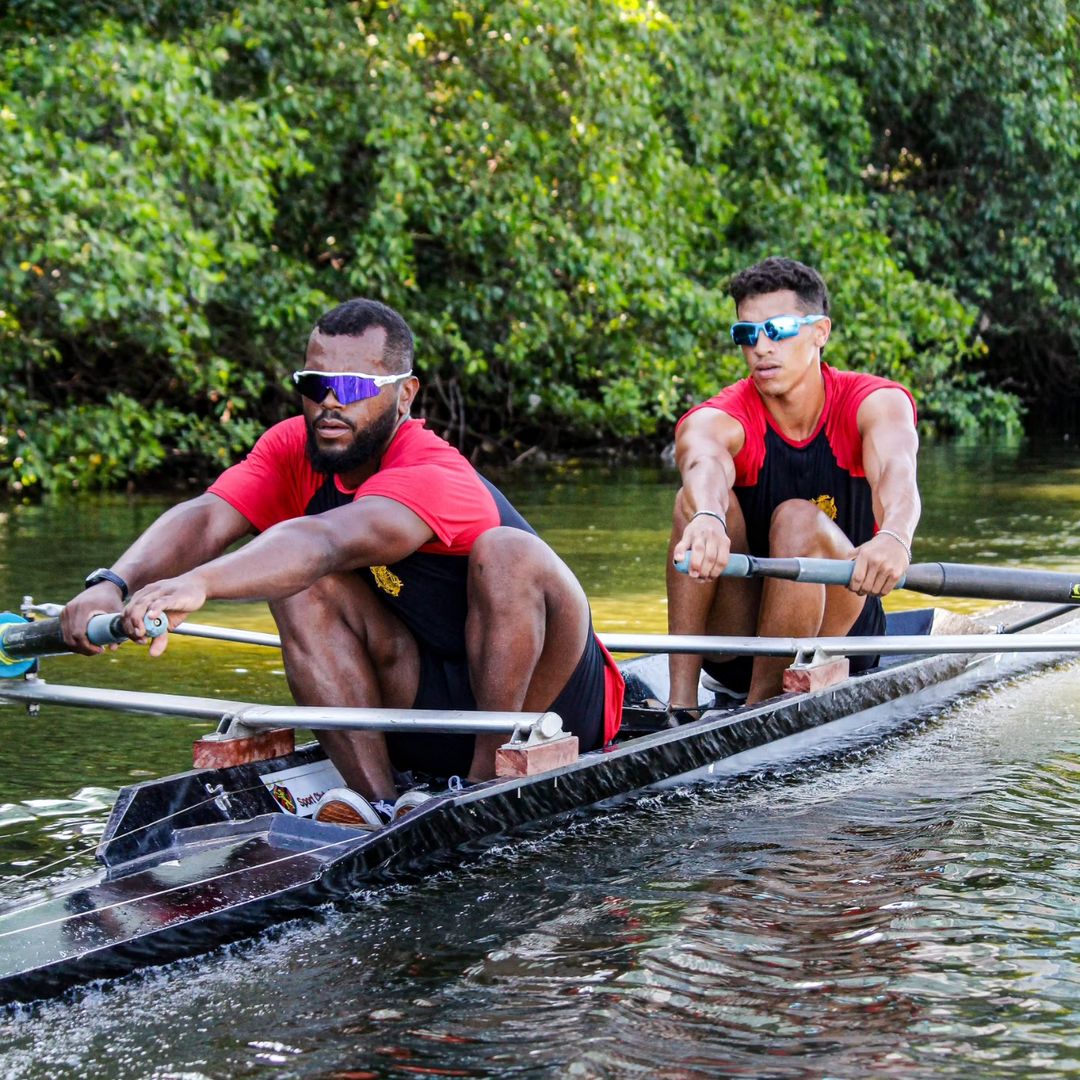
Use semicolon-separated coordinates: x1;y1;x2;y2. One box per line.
702;596;886;695
385;632;608;778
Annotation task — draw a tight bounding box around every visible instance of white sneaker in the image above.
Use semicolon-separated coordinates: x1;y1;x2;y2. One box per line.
313;787;389;829
390;789;434;820
700;671;748;706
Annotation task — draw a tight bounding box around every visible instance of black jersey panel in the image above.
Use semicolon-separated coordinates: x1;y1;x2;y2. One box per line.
301;472;534;658
736;427;877;556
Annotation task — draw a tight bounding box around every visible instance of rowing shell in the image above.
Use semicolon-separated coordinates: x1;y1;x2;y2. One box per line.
1;604;1078;1005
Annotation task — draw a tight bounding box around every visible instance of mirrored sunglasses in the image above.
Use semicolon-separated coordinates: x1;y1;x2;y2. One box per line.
292;369;412;405
730;314;825;347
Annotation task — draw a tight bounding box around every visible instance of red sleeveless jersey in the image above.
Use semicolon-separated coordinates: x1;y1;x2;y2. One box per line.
678;364;916;555
208;417;623;743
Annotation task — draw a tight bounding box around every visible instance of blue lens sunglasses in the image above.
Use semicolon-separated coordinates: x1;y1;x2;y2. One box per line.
730;314;825;347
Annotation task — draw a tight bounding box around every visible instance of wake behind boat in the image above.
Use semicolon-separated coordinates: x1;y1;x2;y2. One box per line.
2;586;1080;1006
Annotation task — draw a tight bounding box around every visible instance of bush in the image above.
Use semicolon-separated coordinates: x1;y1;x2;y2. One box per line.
0;0;1017;493
829;0;1080;422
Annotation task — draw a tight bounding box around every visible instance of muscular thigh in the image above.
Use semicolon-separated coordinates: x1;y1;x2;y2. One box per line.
269;571;420;708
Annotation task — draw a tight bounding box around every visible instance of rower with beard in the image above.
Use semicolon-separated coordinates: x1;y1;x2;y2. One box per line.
61;299;624;825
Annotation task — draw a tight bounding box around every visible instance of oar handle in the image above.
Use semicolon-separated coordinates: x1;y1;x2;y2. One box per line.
0;612;167;677
674;552;859;585
675;553;1080;605
85;612;167;646
726;554;863;586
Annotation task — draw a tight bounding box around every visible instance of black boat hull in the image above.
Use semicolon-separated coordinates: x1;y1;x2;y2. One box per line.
1;610;1075;1005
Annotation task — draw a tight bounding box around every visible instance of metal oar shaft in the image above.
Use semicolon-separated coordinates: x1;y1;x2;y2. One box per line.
26;613;1080;660
0;679;559;734
173;622;281;647
160;620;1076;658
598;632;1080;656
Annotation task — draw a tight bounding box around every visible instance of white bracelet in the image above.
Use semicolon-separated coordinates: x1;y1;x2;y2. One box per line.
877;528;912;562
690;510;728;535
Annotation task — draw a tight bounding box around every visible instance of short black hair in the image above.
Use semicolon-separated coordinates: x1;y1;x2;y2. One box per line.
729;257;830;317
315;299;415;373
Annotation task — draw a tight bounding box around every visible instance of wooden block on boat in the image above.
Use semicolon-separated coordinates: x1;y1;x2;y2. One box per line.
193;728;295;769
495;734;579;778
782;656;850;694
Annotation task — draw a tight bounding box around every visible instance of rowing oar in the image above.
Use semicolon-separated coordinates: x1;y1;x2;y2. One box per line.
675;553;1080;605
26;604;280;649
0;612;166;678
21;553;1080;664
23;606;1080;660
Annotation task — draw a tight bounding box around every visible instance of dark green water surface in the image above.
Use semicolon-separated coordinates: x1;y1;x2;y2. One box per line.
2;442;1080;1077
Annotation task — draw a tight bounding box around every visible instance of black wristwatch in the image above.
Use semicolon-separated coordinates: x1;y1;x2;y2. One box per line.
84;568;130;601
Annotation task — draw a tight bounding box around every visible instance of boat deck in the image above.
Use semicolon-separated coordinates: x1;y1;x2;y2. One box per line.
0;814;371;1001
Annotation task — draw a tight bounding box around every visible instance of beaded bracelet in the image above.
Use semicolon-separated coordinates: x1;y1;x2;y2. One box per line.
690;510;729;535
877;528;912;562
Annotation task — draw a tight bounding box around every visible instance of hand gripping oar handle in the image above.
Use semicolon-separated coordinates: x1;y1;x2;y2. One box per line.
0;611;167;678
675;553;1080;605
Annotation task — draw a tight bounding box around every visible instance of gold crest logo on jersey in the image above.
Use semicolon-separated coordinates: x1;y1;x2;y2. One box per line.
370;564;403;597
810;494;838;520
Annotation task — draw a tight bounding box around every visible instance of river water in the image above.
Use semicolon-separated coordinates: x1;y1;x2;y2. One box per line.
2;442;1080;1077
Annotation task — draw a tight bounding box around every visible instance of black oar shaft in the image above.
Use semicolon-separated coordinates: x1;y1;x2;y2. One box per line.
902;563;1080;604
720;555;1080;606
0;616;72;661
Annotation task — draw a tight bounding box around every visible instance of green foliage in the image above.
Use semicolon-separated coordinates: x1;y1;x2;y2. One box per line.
0;19;327;492
829;0;1080;416
0;0;1019;493
3;392;182;491
1;0;236;38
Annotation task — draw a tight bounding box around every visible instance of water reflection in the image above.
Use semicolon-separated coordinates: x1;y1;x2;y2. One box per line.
2;671;1080;1078
2;445;1080;1075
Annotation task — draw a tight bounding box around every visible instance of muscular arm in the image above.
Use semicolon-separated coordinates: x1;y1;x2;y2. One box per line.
122;496;435;648
61;493;254;653
850;388;921;595
671;409;745;578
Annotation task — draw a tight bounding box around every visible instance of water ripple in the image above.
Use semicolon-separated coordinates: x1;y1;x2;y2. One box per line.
3;672;1080;1077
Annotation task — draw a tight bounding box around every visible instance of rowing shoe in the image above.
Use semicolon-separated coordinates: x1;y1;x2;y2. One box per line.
0;612;167;678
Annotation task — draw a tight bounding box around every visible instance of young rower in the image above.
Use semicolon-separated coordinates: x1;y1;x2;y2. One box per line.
61;299;624;823
668;256;920;712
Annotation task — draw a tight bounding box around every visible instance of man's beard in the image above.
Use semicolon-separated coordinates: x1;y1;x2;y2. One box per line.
305;405;399;475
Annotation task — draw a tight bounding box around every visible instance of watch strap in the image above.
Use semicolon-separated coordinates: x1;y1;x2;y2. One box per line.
84;568;130;601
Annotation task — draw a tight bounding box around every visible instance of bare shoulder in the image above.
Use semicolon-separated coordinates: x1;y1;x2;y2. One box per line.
857;386;918;434
677;405;745;456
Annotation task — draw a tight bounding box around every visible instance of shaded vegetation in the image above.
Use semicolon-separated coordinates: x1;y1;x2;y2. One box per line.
830;0;1080;426
1;0;1054;493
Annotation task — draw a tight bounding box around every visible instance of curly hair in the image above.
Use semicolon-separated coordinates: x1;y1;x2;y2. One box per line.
729;257;830;317
315;299;415;373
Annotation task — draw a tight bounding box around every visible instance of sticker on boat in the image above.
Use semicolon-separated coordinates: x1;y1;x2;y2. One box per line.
260;758;345;817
